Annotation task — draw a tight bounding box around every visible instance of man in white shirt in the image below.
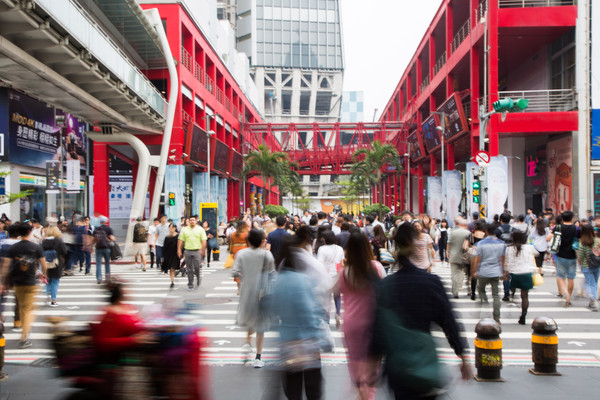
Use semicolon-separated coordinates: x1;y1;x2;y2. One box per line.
147;218;159;269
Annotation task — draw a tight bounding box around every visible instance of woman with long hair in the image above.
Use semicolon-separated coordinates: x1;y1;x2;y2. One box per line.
528;218;550;276
409;220;435;273
202;220;217;268
42;225;67;307
504;230;538;324
370;225;388;265
438;219;449;265
334;231;385;400
577;225;600;311
230;220;249;295
272;226;329;399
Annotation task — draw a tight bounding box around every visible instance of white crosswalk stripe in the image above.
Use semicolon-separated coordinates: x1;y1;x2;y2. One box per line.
2;261;599;368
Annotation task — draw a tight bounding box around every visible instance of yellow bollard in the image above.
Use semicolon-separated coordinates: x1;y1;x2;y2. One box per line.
529;316;561;376
474;318;504;382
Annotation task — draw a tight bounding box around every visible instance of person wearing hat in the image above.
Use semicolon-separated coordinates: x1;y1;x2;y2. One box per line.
132;217;149;271
94;216;115;284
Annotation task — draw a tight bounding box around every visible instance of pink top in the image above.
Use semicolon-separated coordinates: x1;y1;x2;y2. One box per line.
409;233;433;269
338;260;385;362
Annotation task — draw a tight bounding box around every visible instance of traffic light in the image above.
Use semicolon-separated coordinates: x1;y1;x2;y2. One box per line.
168;192;176;206
492;98;513;112
492;98;529;113
472;179;481;204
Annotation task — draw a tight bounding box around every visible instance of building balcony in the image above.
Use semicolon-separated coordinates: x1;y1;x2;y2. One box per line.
498;0;576;8
480;89;576;113
181;46;193;72
451;19;471;54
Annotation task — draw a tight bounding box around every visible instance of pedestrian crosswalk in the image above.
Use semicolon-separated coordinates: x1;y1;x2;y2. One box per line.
2;260;599;368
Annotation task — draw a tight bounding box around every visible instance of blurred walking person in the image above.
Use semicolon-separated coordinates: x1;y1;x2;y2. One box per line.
371;223;471;399
162;223;180;289
577;225;600;311
409;220;435;272
42;226;67;307
177;216;207;290
528;217;550;276
333;231;385;400
229;220;249;295
233;229;275;368
93;216;115;284
446;217;471;298
317;230;344;327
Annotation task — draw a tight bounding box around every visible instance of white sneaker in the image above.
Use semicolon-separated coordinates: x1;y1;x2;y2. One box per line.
241;343;252;353
134;263;139;269
253;359;265;368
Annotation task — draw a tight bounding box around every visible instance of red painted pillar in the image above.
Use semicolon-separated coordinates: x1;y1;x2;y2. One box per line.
470;44;480;159
447;142;455;170
488;0;500;156
400;175;405;213
148;168;157;219
430;154;437;177
93;142;110;218
418;164;424;214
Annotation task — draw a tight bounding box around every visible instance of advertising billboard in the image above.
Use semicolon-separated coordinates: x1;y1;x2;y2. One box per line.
7;90;87;169
230;150;243;180
421;114;441;152
437;92;470;142
211;139;231;175
407;131;425;161
184;123;208;167
547;136;572;214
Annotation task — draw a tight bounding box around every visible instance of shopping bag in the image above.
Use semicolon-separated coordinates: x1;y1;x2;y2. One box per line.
532;272;544;287
224;254;234;269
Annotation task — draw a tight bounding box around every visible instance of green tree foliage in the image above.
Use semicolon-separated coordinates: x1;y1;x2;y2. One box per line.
264;204;289;217
0;171;33;206
350;140;402;218
362;203;391;216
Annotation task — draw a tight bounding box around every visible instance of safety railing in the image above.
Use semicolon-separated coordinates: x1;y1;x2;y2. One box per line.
216;87;224;105
194;62;204;85
181;46;193;72
499;0;575;7
479;89;576;113
205;73;215;95
475;0;488;22
451;18;471;53
434;52;446;76
420;74;430;94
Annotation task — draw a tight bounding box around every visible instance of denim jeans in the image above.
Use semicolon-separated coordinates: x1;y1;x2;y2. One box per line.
583;267;600;300
84;250;91;274
95;248;111;283
67;246;84;271
46;277;60;300
156;245;163;266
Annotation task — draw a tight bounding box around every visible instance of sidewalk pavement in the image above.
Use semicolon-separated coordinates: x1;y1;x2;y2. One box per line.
1;363;599;400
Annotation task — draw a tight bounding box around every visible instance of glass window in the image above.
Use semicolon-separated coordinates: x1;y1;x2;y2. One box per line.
274;20;282;30
310;32;317;42
265;54;273;65
283;20;290;30
256;19;263;29
310;0;318;9
292;0;300;7
301;0;308;8
273;0;281;6
274;43;282;54
283;0;291;6
265;20;273;29
265;0;272;5
265;30;273;42
257;8;263;18
265;43;273;52
310;22;318;32
301;31;309;42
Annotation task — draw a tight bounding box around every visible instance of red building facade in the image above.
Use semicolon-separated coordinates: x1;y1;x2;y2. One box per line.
377;0;578;217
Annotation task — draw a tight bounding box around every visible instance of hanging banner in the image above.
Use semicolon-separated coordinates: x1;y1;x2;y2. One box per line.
592;0;600;159
547;136;572;214
66;159;80;191
465;162;479;220
487;156;509;221
46;160;60;194
427;177;442;221
593;173;600;216
109;176;133;219
444;170;462;227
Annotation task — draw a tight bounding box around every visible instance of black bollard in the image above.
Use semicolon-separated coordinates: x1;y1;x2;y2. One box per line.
474;318;504;382
0;319;7;382
529;316;561;376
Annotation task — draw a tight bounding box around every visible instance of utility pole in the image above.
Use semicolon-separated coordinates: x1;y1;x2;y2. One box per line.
432;111;446;219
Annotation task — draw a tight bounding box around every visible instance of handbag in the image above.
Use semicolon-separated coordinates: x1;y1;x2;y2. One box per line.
532;272;544;286
279;339;321;373
549;225;562;253
379;243;395;265
461;234;473;265
587;240;600;269
224;254;234;269
376;303;444;395
109;241;122;260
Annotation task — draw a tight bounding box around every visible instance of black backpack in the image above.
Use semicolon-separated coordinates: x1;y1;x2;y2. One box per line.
588;247;600;269
94;227;110;248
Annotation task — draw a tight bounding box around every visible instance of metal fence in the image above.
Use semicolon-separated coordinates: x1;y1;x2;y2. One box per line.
499;0;575;7
434;52;447;76
479;89;576;113
451;19;471;53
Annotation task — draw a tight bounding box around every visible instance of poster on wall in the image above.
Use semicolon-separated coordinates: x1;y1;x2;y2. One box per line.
547;136;572;214
593;174;600;216
8;90;87;169
487;156;509;221
46;160;60;194
427;177;442;220
0;88;8;162
465;162;479;220
109;176;132;219
444;170;462;227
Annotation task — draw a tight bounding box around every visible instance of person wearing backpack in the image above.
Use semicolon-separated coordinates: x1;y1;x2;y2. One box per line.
494;213;514;302
549;211;580;307
94;216;115;284
576;225;600;311
132;217;149;271
42;226;67;307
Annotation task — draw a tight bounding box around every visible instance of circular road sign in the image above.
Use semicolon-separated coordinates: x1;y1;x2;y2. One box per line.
474;151;491;166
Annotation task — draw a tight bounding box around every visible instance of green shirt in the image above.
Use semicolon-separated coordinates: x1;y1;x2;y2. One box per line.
178;225;207;250
578;237;600;269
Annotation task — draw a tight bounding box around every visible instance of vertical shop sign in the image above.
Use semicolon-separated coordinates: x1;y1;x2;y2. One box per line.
487;156;509;221
593;174;600;216
592;1;600;159
66;159;80;191
547;137;572;214
46;160;60;194
444;170;462;227
427;177;442;220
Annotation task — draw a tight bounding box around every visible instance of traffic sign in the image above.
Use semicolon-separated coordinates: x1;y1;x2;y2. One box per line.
474;151;491;166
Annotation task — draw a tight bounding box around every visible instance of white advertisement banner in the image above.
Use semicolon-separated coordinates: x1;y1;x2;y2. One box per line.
487;156;509;221
444;170;462;227
66;160;80;191
109;175;133;219
427;177;442;221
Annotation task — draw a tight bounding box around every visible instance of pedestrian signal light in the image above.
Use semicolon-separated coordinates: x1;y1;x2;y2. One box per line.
168;192;176;206
473;195;480;203
472;180;481;203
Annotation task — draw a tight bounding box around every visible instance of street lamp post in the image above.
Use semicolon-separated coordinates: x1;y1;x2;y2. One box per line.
405;142;410;213
432;111;447;219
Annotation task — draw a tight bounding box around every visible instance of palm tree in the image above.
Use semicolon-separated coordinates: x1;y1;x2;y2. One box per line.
243;144;299;206
351;140;402;218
